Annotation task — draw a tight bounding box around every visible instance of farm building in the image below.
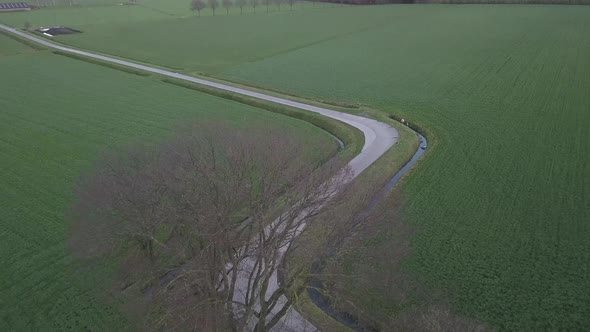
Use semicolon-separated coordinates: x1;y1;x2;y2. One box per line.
0;2;31;12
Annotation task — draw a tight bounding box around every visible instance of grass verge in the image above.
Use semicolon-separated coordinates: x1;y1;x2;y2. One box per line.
0;28;47;51
30;33;366;160
53;50;152;77
0;36;344;331
160;77;363;160
2;26;423;329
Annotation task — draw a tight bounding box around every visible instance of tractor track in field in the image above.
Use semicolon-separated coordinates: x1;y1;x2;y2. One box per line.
0;24;426;331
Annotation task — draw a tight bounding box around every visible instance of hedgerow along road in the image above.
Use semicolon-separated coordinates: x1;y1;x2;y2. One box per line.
0;23;407;331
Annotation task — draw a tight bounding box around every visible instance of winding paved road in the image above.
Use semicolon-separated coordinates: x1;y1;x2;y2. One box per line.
0;24;399;331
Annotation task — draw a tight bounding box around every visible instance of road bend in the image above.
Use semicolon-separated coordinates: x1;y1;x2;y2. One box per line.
0;24;399;331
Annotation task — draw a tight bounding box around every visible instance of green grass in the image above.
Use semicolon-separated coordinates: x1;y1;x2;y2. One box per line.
0;39;338;330
0;3;360;72
0;31;35;56
0;4;168;28
219;6;590;330
0;0;331;31
1;3;589;329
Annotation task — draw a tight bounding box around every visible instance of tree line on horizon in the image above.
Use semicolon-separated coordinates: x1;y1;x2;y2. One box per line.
414;0;590;4
189;0;590;16
28;0;590;11
190;0;324;16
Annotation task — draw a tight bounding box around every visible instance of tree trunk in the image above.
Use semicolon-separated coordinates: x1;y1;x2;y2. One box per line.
147;240;154;261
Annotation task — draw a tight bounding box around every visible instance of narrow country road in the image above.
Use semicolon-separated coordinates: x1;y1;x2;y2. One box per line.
0;24;398;178
0;24;399;331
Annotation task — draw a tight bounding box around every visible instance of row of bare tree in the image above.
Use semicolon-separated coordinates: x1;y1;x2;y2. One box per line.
70;122;380;331
191;0;305;15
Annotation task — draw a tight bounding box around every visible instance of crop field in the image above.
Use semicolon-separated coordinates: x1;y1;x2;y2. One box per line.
0;38;337;330
233;7;590;330
225;7;590;330
0;32;34;55
1;6;406;74
0;0;321;31
218;6;590;329
1;3;589;330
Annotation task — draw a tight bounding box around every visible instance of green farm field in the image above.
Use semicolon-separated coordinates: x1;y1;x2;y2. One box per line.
1;3;590;330
0;36;337;330
227;7;590;330
0;0;319;31
220;6;590;329
0;32;34;55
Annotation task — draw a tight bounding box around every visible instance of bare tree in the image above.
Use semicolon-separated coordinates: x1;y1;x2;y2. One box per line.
287;0;295;9
250;0;258;12
222;0;233;14
275;0;282;11
262;0;271;11
237;0;247;14
191;0;206;15
70;122;357;331
208;0;219;15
